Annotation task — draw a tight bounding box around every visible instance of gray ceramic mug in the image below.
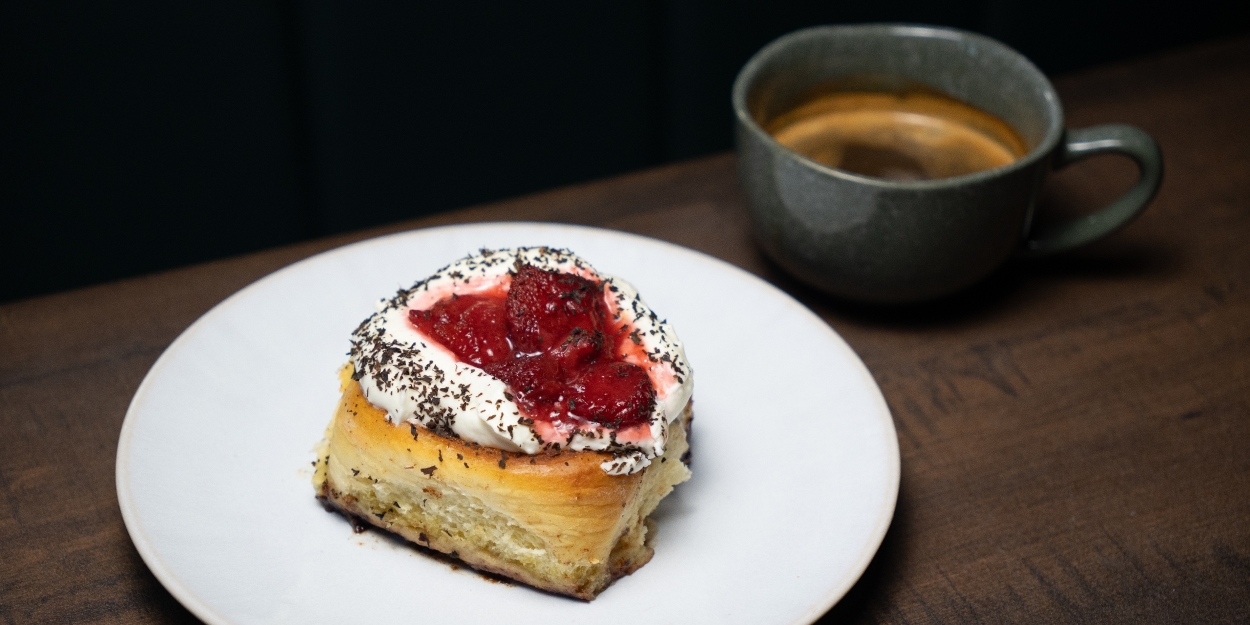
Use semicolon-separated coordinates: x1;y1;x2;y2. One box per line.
733;24;1163;302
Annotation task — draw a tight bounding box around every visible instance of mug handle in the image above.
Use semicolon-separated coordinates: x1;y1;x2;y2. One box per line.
1018;124;1163;257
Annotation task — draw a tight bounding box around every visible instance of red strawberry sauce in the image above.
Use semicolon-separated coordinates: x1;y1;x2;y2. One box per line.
409;264;656;430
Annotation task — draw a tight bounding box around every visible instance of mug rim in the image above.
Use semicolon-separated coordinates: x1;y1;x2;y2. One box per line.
731;23;1066;189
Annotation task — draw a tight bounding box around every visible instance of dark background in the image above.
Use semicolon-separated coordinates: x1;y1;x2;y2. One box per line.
2;0;1246;303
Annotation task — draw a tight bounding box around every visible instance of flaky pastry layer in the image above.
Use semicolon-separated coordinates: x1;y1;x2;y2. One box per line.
313;366;692;599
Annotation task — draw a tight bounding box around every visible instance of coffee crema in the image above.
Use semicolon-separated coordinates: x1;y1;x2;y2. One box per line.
765;90;1029;181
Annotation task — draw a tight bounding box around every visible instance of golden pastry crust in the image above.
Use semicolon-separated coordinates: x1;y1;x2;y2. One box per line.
313;365;692;599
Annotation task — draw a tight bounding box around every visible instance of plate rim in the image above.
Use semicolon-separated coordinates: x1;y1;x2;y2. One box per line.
116;221;900;625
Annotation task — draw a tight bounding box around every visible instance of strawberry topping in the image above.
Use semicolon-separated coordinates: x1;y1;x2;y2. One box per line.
408;264;656;430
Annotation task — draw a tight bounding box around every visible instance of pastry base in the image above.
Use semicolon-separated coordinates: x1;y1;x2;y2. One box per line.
313;366;692;600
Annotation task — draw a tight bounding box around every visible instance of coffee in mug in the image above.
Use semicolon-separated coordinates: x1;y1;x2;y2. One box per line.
765;86;1028;181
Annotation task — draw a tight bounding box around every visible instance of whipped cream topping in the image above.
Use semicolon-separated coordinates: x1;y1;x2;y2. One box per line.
349;247;693;475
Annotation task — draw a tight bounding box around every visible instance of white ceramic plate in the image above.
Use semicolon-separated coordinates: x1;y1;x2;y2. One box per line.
117;223;898;625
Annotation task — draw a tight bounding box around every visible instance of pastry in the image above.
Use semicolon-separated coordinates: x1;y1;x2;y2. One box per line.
312;247;693;599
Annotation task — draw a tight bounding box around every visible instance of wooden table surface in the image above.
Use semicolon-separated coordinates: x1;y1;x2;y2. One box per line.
3;36;1249;625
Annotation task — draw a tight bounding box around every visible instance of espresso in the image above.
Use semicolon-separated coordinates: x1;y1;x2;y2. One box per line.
766;89;1028;181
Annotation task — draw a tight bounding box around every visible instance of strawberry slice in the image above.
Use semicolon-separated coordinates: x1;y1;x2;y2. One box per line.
409;295;512;368
566;361;656;429
483;354;563;413
506;264;610;362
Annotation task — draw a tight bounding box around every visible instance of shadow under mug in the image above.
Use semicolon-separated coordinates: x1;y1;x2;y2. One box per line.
733;24;1163;303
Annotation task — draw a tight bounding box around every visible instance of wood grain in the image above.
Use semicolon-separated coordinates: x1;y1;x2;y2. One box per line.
2;36;1249;624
